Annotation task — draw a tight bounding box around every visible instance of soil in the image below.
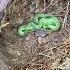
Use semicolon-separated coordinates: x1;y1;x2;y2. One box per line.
0;0;70;70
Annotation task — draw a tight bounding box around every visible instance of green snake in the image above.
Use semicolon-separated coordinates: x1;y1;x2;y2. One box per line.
18;14;60;36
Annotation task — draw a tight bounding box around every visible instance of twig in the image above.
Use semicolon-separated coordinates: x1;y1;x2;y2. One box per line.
37;53;51;58
43;0;54;11
43;0;46;12
0;22;9;29
49;46;56;62
63;1;69;29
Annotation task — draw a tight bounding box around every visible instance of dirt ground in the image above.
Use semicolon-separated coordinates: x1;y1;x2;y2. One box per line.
0;0;70;70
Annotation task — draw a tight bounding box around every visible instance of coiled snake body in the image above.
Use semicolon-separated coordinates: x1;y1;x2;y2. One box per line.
18;14;60;36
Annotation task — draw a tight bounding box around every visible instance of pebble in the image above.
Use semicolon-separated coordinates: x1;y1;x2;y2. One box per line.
37;37;47;45
34;29;48;37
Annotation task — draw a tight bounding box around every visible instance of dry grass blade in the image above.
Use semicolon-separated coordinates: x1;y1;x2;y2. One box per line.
0;22;9;29
43;0;46;12
43;0;54;11
37;53;51;58
63;1;69;29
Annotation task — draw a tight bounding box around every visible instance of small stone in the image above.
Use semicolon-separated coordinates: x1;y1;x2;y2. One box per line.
34;29;48;37
37;37;47;45
38;37;43;45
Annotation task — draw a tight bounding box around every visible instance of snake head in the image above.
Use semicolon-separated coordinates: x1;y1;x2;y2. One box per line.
18;25;27;36
18;21;34;36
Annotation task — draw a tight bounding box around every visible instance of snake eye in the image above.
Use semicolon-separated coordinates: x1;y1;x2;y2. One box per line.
22;29;25;32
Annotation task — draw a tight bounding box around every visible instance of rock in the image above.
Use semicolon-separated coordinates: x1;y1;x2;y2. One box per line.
0;0;11;12
34;29;48;37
